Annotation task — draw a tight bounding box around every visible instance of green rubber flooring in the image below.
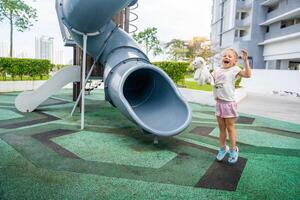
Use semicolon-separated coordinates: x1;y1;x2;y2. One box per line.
0;89;299;200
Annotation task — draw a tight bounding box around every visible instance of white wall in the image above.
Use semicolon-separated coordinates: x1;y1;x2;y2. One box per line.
241;69;300;94
263;36;300;60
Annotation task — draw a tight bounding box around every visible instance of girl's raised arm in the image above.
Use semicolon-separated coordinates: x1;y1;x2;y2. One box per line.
238;50;251;78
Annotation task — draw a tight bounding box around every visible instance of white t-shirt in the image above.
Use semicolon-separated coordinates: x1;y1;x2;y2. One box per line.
213;66;241;102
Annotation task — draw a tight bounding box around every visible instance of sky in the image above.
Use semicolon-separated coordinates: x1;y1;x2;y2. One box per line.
0;0;213;63
134;0;212;41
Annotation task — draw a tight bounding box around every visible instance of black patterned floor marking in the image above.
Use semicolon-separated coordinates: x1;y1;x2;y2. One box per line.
0;111;59;129
195;158;247;191
236;116;255;124
0;124;252;191
190;126;215;136
32;129;81;159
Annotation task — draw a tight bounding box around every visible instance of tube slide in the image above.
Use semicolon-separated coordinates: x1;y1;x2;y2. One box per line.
13;0;190;136
15;65;80;112
55;0;192;136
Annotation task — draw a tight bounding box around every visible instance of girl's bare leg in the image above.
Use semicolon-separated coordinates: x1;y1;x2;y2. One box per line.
217;116;227;147
225;118;237;148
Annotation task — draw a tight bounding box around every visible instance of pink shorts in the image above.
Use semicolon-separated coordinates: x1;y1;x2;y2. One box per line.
215;99;238;118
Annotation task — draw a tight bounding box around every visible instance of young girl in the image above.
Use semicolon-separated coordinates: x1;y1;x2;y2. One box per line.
213;48;251;164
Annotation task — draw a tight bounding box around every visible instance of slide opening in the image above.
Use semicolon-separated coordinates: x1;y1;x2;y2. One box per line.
123;68;155;107
123;68;189;134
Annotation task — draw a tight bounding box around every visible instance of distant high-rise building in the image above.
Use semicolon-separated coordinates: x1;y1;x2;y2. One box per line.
211;0;300;70
35;36;54;63
54;49;64;65
0;41;9;57
16;51;29;58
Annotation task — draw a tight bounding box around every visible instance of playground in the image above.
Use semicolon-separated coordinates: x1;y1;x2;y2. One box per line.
1;0;300;199
0;89;299;199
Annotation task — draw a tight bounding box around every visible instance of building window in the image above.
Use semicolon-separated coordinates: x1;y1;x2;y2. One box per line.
235;29;248;38
276;60;281;70
267;3;279;13
241;12;249;19
222;0;235;31
289;62;300;70
235;11;249;21
266;26;270;33
267;60;280;70
281;19;297;29
295;18;300;24
240;30;247;37
213;0;222;22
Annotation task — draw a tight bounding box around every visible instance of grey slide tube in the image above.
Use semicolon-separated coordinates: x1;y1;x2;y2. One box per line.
56;0;192;136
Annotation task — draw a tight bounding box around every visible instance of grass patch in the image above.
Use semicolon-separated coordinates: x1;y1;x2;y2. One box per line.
182;73;213;91
178;79;213;91
183;81;212;91
184;74;193;79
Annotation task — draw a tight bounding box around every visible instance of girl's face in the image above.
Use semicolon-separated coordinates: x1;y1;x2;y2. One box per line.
222;50;237;68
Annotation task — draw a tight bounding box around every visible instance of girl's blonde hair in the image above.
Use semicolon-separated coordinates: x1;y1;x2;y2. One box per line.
223;48;238;59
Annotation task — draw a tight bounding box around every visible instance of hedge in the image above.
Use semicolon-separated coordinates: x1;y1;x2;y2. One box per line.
0;57;52;80
152;61;189;84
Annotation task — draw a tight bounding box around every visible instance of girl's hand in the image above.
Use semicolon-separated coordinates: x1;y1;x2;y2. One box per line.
241;50;248;61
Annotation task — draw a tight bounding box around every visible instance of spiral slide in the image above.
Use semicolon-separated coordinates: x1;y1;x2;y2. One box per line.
16;0;192;136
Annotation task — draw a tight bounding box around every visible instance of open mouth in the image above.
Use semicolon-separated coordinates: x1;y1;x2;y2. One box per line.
223;60;230;64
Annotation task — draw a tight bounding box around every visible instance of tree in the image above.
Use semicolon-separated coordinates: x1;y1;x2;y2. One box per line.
165;39;189;61
199;45;214;62
133;27;162;57
0;0;37;57
166;37;215;62
187;37;214;62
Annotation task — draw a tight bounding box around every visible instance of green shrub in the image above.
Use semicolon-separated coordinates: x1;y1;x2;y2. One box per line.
0;57;52;81
152;61;189;84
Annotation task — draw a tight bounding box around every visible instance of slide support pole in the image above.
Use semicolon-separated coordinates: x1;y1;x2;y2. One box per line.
81;34;88;130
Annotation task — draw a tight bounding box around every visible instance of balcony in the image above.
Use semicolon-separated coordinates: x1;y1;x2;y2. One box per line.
236;16;251;28
265;23;300;41
234;35;250;42
260;7;300;26
260;0;279;7
236;0;252;11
